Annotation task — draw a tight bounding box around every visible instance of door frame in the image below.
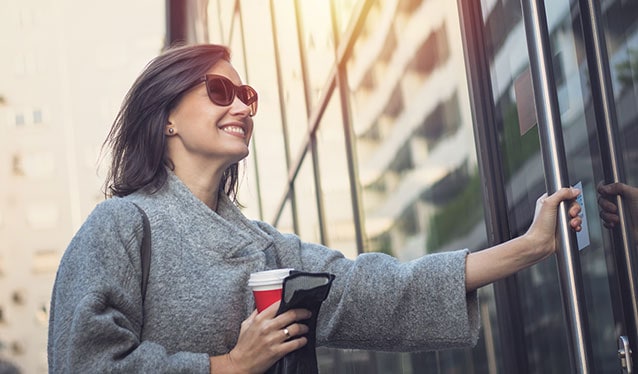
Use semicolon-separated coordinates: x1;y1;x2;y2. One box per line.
457;0;637;372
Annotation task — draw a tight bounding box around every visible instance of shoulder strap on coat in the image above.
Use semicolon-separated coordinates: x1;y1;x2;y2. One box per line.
132;203;151;305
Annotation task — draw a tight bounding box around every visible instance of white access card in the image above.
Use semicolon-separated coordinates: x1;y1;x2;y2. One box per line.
574;181;590;251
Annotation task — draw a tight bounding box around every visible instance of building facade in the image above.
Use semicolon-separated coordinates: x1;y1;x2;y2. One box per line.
191;0;638;372
0;1;165;372
188;0;501;372
0;0;636;372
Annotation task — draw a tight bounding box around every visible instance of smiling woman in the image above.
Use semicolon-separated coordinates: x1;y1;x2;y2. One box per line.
102;44;247;205
47;43;583;374
163;58;255;209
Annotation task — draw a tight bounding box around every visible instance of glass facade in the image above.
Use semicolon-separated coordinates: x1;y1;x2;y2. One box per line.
462;0;638;372
199;0;638;371
201;0;497;372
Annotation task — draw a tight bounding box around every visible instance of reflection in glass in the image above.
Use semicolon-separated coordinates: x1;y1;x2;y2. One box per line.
601;0;638;217
479;0;571;371
277;198;295;240
212;0;499;372
271;1;310;155
238;0;291;221
480;0;631;371
297;0;336;107
295;157;321;244
316;94;357;258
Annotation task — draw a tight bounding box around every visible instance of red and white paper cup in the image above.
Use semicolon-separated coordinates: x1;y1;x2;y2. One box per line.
248;268;294;312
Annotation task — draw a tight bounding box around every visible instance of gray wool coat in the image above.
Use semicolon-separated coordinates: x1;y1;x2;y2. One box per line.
48;171;479;373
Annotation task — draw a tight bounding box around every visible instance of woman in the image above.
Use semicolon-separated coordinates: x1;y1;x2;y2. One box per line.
48;44;582;373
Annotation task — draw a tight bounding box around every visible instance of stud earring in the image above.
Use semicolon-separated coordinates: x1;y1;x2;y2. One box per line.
168;128;174;134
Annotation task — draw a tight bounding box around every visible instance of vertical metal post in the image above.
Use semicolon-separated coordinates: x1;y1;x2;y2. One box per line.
328;0;367;254
519;0;593;372
268;0;300;233
456;0;530;370
293;0;328;245
165;0;188;47
579;1;638;367
234;1;265;221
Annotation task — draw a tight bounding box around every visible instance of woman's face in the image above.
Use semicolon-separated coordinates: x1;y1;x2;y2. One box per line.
166;60;254;173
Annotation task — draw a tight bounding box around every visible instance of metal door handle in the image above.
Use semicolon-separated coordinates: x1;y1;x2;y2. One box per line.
619;335;633;373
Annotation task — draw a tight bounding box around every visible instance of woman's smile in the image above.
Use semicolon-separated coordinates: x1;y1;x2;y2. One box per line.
219;124;246;138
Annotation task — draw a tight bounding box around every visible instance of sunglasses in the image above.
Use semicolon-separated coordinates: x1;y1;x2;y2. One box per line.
200;74;258;116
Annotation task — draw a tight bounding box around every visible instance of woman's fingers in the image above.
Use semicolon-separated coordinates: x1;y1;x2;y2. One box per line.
568;199;581;217
546;187;581;206
230;304;312;372
534;187;579;219
566;198;582;231
254;302;312;343
281;322;310;340
273;308;312;327
279;335;308;352
257;300;281;318
532;187;581;234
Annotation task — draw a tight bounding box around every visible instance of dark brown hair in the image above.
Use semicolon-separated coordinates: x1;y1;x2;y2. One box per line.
103;44;241;203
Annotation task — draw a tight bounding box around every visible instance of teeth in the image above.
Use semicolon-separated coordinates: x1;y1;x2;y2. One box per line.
222;126;245;135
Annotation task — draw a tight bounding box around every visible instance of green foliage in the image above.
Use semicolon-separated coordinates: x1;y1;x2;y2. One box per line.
616;48;638;87
500;100;540;181
426;169;484;252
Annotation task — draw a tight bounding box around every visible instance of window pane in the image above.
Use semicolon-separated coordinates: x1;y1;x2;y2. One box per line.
294;156;321;243
316;91;357;258
240;0;291;222
298;1;336;107
272;1;309;155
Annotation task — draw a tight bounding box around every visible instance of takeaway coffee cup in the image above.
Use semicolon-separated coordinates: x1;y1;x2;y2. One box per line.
248;268;294;312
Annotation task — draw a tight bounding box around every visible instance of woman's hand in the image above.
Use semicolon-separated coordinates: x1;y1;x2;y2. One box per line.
465;187;582;291
210;302;311;374
523;187;583;263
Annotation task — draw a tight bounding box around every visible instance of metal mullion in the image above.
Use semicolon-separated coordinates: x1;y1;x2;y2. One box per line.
270;0;374;238
234;0;265;221
329;0;366;254
268;0;300;233
520;0;593;372
226;0;238;45
333;0;375;69
456;0;529;372
290;0;327;245
270;75;337;226
215;0;224;43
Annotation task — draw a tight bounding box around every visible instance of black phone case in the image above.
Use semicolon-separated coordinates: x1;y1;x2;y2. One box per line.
265;271;335;374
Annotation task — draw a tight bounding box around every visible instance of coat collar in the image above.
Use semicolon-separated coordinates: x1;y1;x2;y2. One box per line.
132;170;274;258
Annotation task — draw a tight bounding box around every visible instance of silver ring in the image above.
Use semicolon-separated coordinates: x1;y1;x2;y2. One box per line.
283;328;291;338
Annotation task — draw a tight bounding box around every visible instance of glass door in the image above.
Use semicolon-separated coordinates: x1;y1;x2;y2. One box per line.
459;0;638;372
579;0;638;371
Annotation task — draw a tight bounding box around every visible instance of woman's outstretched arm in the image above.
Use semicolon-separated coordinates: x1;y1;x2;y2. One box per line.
465;187;582;292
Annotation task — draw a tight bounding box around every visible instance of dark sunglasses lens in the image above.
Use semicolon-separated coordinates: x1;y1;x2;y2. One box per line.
237;86;258;116
206;77;235;106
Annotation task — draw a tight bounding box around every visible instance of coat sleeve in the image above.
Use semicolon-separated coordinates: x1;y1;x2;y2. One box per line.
257;223;480;352
47;200;210;373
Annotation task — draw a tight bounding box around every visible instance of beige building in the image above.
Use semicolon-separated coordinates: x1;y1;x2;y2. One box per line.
0;1;165;372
